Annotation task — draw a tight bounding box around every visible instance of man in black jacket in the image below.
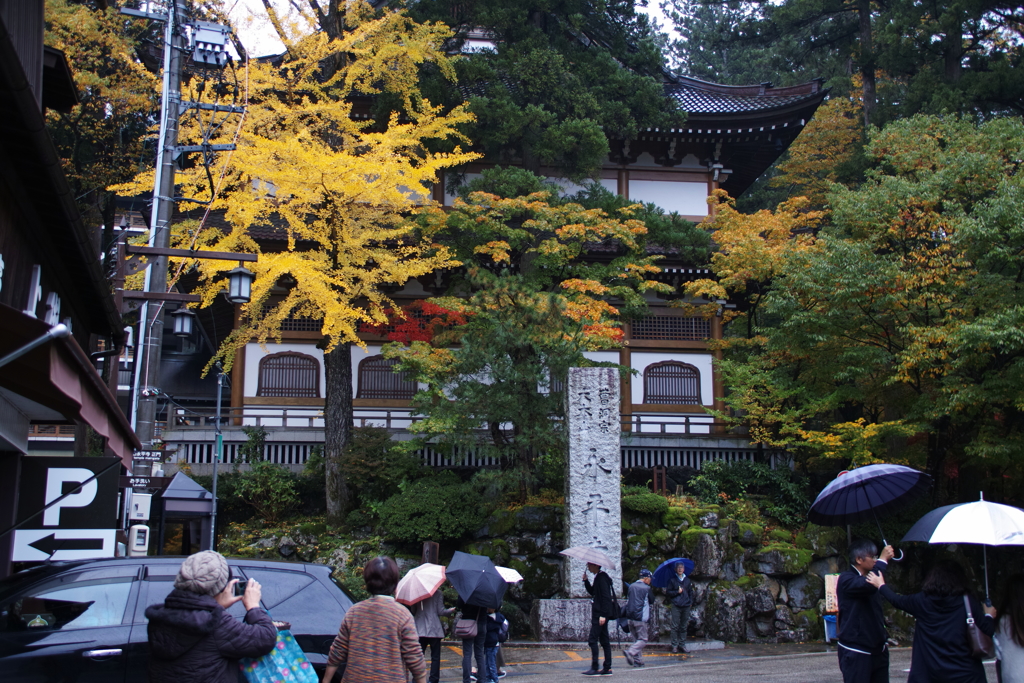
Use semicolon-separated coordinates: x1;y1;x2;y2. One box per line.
836;539;895;683
582;562;614;676
665;562;694;653
146;550;277;683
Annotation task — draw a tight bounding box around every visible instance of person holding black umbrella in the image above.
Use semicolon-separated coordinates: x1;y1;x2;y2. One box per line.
582;562;615;676
836;539;894;683
665;561;694;654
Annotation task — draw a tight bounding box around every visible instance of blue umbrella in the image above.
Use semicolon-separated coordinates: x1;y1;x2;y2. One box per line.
652;557;695;588
446;551;507;609
808;463;931;560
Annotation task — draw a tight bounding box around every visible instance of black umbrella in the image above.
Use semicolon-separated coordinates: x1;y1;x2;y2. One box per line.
447;551;507;609
808;463;931;560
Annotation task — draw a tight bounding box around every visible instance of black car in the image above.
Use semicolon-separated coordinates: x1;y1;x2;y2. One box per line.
0;556;354;682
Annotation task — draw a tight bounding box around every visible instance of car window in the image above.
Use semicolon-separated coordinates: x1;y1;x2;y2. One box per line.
235;568;314;611
135;577;176;623
265;578;347;635
0;566;137;632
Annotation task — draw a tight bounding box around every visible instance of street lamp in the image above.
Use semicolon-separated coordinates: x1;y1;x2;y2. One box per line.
225;265;254;304
171;306;195;337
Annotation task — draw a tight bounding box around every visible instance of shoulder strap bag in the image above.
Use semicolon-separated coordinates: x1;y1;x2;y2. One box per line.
964;595;995;659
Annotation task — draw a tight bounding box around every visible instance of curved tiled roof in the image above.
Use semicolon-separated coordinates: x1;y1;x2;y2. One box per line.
665;76;825;116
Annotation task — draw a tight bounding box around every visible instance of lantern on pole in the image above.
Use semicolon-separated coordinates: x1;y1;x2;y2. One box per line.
225;264;254;304
171;306;196;337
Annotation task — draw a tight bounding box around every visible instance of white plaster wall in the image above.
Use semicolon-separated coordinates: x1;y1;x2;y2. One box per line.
629;180;709;216
444;173;483;205
629;351;714;406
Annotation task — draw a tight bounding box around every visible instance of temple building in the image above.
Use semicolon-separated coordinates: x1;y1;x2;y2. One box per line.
143;74;827;472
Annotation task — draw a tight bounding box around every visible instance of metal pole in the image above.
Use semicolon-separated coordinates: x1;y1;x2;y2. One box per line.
135;1;185;448
0;324;69;369
209;366;223;551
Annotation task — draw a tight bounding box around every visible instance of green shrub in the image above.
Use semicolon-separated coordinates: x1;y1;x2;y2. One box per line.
238;425;268;463
234;459;299;523
622;492;670;516
346;509;369;528
378;474;487;543
687;460;809;526
341;426;425;507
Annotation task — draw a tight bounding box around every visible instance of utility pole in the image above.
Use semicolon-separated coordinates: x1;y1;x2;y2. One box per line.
134;0;185;451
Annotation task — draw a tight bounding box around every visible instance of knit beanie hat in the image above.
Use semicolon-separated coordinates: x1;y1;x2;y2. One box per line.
175;550;230;596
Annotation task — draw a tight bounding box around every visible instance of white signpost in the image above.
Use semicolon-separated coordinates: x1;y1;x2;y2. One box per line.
11;457;119;562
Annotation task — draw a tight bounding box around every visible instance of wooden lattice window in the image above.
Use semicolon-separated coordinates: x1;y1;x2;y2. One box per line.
257;352;320;398
356;355;416;400
631;316;710;341
643;362;700;404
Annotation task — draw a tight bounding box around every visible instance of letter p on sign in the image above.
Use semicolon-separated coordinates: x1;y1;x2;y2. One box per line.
43;468;97;526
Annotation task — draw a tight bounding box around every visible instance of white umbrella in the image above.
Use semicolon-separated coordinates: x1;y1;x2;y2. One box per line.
559;546;617;569
902;493;1024;599
495;566;524;583
395;563;446;606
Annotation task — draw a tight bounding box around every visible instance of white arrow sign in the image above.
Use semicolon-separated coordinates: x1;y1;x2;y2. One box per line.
12;529;116;562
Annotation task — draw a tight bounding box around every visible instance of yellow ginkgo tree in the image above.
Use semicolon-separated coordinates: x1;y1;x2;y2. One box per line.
117;2;478;522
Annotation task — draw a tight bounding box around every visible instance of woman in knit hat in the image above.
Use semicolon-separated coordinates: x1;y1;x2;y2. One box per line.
146;550;277;683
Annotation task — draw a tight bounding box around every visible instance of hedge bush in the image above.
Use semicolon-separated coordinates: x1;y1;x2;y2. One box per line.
378;474;487;543
622;491;670;516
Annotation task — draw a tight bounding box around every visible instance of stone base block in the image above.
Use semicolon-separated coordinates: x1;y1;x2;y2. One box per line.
531;599;594;641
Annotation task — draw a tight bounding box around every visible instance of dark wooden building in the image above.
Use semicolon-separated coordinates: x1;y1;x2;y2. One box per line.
0;2;138;578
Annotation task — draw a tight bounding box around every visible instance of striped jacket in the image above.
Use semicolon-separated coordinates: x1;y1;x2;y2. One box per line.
327;595;426;682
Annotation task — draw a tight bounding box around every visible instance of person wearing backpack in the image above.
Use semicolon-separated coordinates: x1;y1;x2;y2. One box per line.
623;569;655;667
665;561;694;654
483;609;509;683
583;562;615;676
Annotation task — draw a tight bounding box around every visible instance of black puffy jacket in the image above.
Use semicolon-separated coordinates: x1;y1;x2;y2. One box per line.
146;588;277;683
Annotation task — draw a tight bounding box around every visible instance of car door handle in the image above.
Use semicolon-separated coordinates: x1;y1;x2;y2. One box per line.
83;648;123;659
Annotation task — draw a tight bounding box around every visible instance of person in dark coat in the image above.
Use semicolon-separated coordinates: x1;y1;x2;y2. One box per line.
457;597;488;683
582;562;614;676
664;562;694;654
146;550;277;683
836;539;894;683
866;559;996;683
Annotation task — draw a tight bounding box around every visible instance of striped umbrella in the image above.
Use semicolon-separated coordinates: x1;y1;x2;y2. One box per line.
808;463;931;560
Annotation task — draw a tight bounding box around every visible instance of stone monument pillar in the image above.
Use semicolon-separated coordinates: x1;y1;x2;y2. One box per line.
564;367;621;597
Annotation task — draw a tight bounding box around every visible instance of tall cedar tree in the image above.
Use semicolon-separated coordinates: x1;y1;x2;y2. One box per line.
115;2;478;523
672;0;1024;126
384;168;672;499
408;0;683;181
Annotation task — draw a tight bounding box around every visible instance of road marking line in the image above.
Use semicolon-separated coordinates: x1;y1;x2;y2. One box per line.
563;650;583;661
446;646;463;655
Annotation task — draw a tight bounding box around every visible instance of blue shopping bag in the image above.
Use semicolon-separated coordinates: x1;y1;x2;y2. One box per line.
240;627;318;683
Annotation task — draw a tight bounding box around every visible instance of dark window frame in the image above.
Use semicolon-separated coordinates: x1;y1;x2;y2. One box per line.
356;355;416;400
256;352;321;398
642;361;701;405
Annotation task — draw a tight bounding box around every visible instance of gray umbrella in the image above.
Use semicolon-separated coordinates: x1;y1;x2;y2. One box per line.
559;546;616;569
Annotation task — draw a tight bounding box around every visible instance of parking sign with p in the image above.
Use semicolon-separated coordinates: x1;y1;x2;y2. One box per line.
12;457;119;562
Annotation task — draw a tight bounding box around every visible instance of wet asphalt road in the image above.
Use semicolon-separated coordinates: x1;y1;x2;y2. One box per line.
431;643;999;682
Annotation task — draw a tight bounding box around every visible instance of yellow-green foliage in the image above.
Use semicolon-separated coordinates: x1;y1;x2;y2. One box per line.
115;3;479;366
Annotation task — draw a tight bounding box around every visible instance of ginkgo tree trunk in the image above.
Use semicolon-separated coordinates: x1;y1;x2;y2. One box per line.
117;2;477;524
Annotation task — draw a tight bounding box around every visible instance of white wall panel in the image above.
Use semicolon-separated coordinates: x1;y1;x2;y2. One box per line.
629;180;709;216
